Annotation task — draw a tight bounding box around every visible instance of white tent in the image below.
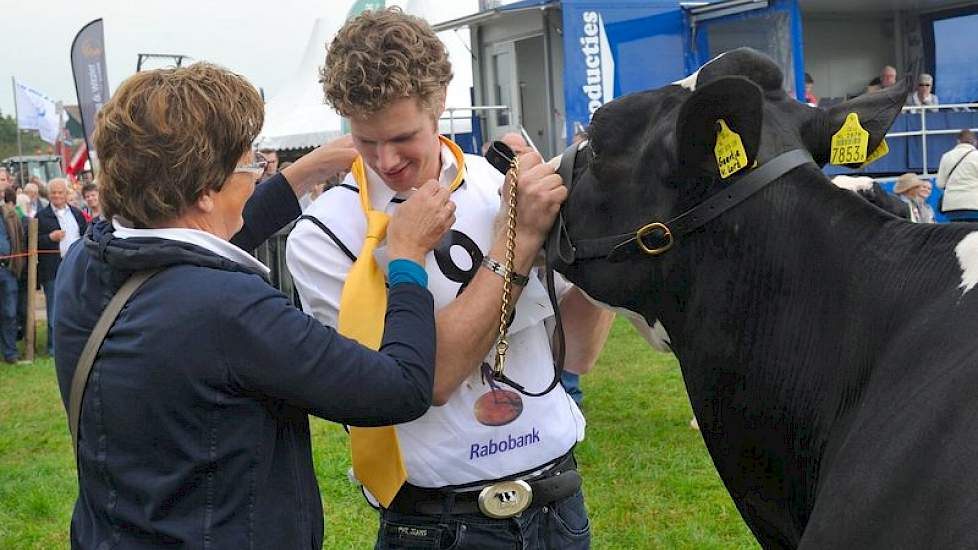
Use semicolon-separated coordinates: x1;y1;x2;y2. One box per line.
256;2;477;152
255;18;342;151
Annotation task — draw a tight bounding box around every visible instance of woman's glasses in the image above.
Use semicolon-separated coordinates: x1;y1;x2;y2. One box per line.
234;151;268;183
234;160;268;176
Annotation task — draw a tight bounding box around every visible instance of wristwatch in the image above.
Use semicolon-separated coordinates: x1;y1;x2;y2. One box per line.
481;256;529;286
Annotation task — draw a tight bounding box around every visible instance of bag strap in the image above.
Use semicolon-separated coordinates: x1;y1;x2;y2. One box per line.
68;269;161;459
947;149;976;182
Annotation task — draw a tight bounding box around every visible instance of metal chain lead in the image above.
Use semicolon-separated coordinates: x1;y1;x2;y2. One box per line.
493;155;519;379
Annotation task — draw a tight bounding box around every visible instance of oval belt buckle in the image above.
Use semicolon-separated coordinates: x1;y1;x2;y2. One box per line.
477;480;533;519
636;222;673;256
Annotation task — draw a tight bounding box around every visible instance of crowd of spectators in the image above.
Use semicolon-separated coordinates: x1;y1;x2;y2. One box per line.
0;166;100;361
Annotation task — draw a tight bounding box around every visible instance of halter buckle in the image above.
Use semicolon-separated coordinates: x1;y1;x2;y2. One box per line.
635;222;673;256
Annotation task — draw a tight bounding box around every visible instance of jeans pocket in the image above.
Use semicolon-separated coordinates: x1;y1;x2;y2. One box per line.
549;489;591;540
376;516;464;550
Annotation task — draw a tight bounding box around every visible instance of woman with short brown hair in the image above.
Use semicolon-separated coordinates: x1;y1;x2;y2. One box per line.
54;62;455;548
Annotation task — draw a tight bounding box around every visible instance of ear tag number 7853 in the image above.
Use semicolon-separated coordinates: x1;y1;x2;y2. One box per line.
830;113;870;165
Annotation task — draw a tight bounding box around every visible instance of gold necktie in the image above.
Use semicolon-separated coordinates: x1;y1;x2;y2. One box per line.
341;136;466;507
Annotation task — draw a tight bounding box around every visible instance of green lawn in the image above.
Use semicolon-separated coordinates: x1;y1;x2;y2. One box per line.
0;319;758;549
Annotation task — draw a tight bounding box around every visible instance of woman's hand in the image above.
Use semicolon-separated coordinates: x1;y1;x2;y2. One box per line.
281;135;359;197
387;180;456;265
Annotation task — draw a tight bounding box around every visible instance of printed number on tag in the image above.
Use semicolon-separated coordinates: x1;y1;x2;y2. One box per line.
830;113;870;165
861;139;889;167
714;119;748;179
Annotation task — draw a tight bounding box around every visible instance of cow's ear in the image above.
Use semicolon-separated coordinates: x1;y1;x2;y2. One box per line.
676;76;763;176
802;77;910;166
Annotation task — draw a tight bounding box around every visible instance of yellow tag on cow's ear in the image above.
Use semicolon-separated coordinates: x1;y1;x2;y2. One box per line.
714;119;748;179
861;139;889;167
830;112;870;165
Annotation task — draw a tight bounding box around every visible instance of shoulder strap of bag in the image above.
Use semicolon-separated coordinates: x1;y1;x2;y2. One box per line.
947;149;977;182
68;268;161;459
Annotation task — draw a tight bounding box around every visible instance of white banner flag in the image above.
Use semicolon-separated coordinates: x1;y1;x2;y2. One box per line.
14;79;60;145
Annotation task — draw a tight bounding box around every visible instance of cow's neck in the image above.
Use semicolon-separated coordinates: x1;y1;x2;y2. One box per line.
658;166;967;545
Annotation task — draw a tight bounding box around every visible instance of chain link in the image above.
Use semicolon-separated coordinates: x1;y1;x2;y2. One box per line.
492;155;519;379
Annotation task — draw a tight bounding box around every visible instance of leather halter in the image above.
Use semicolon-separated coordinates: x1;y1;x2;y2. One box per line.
552;143;815;263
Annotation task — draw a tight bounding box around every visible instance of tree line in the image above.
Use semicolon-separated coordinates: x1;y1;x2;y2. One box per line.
0;110;51;160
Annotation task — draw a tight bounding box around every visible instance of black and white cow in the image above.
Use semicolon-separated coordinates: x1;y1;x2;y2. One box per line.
555;48;978;549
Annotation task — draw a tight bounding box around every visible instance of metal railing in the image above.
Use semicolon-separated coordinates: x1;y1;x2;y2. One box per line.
253;223;299;305
440;104;513;142
885;102;978;175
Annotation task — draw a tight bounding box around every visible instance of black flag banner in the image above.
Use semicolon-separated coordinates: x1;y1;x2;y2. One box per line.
70;19;109;167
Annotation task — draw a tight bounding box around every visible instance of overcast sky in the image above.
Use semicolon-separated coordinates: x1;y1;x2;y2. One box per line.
0;0;480;118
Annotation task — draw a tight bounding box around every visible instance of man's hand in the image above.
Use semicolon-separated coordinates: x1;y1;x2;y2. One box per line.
281;135;359;197
387;180;456;265
498;152;567;250
49;230;65;242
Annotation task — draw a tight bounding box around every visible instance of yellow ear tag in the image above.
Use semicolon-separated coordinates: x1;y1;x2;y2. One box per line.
860;139;889;167
830;113;870;165
714;119;749;179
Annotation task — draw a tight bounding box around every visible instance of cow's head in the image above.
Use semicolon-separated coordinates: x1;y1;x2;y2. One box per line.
555;48;908;327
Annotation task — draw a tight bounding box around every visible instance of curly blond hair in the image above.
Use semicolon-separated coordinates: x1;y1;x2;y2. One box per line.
94;62;263;227
321;7;452;119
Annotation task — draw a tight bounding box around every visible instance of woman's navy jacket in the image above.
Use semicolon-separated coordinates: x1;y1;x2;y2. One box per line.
52;175;436;548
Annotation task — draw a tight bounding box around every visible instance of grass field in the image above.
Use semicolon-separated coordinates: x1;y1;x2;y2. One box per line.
0;319;759;549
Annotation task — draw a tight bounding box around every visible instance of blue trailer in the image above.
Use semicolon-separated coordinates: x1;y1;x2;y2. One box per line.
435;0;978;177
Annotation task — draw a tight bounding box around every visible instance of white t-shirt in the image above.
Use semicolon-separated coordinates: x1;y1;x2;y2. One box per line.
286;144;585;489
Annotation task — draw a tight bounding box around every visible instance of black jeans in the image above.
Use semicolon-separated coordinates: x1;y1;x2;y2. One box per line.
374;488;590;549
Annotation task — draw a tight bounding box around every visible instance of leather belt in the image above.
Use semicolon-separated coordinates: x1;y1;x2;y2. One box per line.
387;452;581;518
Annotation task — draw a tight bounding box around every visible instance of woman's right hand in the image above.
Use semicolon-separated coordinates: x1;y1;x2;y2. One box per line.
281;135;360;197
387;180;456;264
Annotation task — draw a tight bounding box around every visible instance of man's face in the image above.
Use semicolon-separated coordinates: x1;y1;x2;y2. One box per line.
881;67;897;88
262;151;279;177
83;190;99;209
49;183;67;209
350;96;443;194
25;185;37;200
0;172;9;191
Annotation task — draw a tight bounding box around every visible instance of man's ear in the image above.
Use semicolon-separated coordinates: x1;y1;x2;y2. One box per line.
676;76;763;175
803;76;910;167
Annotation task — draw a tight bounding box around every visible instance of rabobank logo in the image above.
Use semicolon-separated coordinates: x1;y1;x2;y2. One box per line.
579;11;615;120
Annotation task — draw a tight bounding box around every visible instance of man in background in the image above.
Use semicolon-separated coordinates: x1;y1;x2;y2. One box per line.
36;179;87;355
866;65;897;94
0;168;11;192
0;187;23;363
22;183;46;218
937;129;978;221
258;148;279;181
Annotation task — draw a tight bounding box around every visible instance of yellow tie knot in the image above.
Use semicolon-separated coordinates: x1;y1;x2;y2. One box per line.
365;210;389;241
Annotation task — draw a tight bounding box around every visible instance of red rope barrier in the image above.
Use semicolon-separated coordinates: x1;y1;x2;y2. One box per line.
0;250;63;260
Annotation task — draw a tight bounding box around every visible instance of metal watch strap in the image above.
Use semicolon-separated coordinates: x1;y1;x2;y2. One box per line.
481;256;529;286
68;269;161;461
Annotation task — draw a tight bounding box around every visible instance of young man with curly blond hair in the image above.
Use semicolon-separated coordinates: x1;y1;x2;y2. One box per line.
287;7;613;549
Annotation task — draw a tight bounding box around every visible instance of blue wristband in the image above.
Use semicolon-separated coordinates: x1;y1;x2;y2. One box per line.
388;258;428;288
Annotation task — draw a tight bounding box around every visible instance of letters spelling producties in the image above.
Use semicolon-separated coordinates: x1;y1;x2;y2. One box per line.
580;10;605;119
